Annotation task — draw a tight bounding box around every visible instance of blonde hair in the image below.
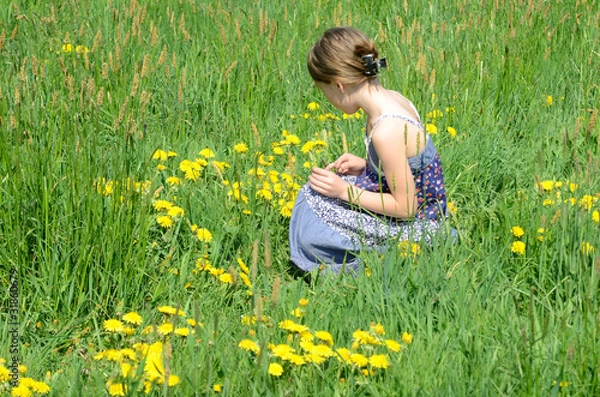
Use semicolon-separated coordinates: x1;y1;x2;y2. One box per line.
307;26;380;85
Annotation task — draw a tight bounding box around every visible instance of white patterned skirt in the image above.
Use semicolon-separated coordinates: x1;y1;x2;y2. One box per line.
289;176;442;274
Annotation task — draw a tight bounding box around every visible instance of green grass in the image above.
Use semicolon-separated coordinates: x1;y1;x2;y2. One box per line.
1;0;599;395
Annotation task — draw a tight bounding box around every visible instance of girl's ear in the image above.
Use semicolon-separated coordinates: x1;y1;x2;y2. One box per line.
336;81;345;94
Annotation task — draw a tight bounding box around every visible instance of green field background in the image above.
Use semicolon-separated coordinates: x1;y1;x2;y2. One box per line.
1;0;599;395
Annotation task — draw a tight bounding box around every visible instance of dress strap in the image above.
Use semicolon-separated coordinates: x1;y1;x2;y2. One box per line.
366;113;424;140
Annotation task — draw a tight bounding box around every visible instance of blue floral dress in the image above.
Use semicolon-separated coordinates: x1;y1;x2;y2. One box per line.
289;107;449;274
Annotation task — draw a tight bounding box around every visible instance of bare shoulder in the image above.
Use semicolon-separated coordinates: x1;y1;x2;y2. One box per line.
371;117;426;157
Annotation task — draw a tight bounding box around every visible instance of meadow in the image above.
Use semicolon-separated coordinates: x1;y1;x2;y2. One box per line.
1;0;599;395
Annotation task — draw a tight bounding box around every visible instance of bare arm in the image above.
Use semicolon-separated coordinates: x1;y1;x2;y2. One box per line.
309;119;418;219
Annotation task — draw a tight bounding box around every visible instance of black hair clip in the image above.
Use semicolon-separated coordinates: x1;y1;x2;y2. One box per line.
362;54;387;77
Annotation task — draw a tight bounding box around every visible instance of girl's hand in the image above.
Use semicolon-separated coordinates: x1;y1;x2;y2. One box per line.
309;167;350;199
325;153;366;176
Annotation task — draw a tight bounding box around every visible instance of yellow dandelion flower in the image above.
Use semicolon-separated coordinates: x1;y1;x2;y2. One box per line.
299;340;315;353
425;123;438;134
0;366;9;382
299;298;309;307
385;339;401;352
108;383;127;396
209;267;225;277
546;95;553;106
218;273;233;284
301;141;316;154
30;380;51;394
300;331;315;342
122;312;143;325
238;339;261;354
352;329;381;345
271;344;295;359
280;201;295;218
311;344;334;357
157;322;174;336
537;180;554;192
284;134;301;145
152;150;168;161
157;164;166;171
314;331;334;346
236;258;249;273
153;200;174;211
279;319;309;333
214;161;230;172
213;384;223;393
350;353;369;367
199;148;215;158
10;384;32;397
239;272;252;288
268;362;283;377
157;305;178;315
510;226;525;238
166;176;181;186
402;331;413;344
233;143;249;153
104;349;123;362
156;215;173;228
335;348;352;364
592;210;599;223
371;322;386;335
446;126;457;138
120;362;134;378
256;189;273;201
104;319;125;333
447;201;457;215
175;327;190;336
510;241;526;255
369;354;390;369
307;102;320;110
179;159;203;180
167;206;185;217
287;354;306;366
196;228;213;242
305;352;328;364
118;348;136;361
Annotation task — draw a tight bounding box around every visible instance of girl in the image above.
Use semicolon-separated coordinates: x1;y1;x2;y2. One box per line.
289;27;450;274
